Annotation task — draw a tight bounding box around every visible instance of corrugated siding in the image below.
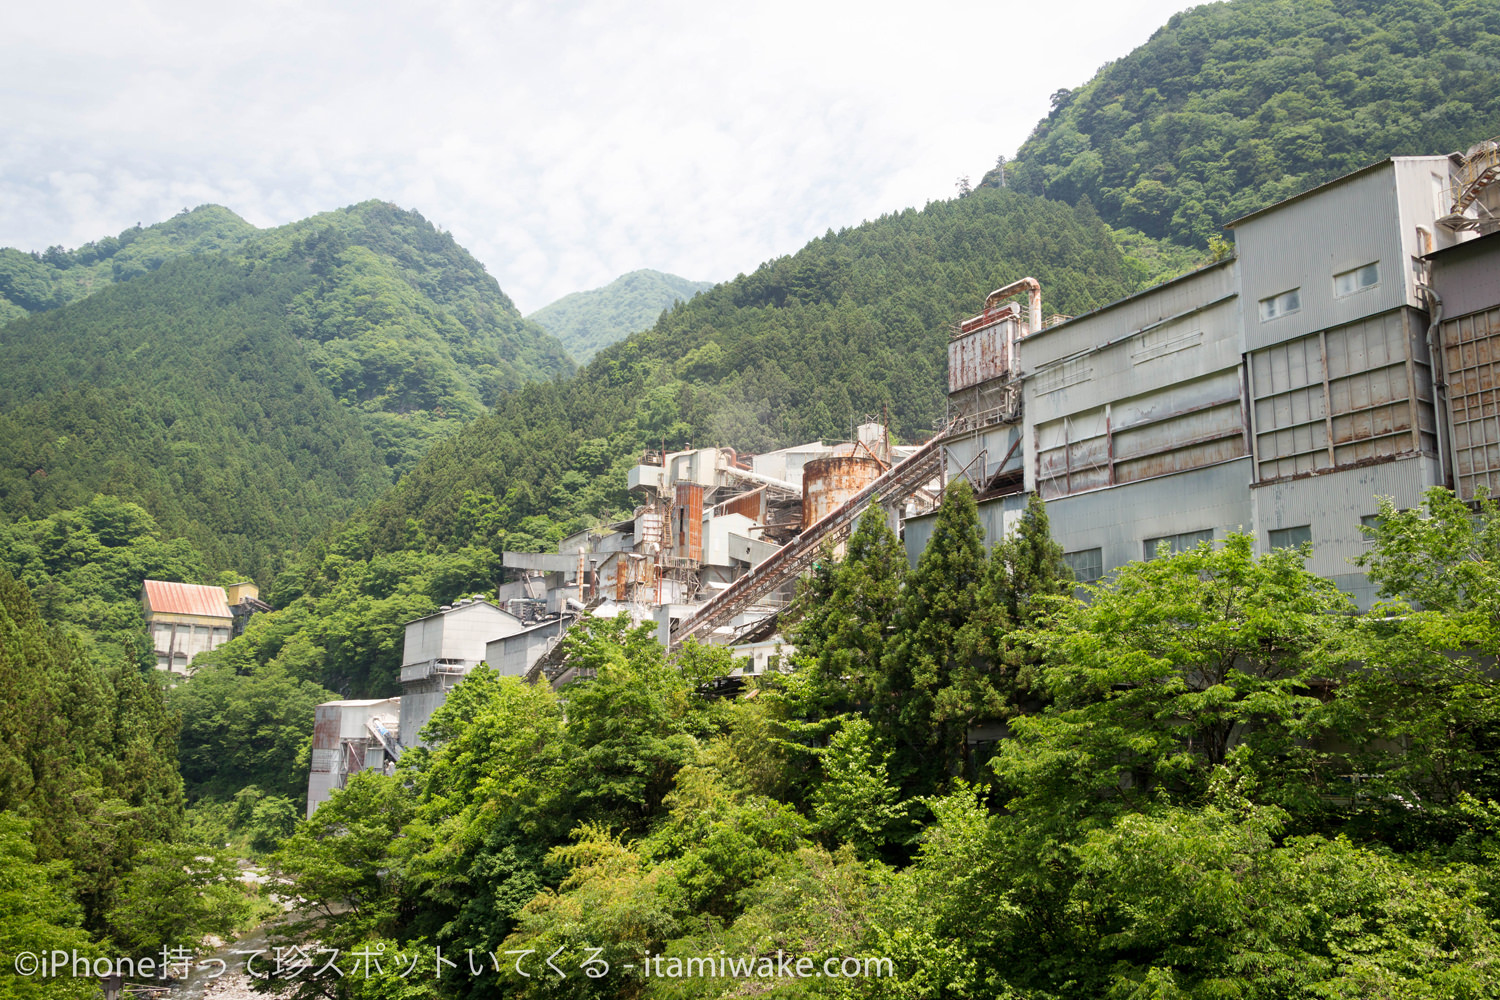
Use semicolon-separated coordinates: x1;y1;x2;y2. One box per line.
948;318;1015;393
673;483;703;561
142;580;232;619
1236;163;1414;352
1250;310;1435;481
1444;306;1500;501
1036;371;1247;499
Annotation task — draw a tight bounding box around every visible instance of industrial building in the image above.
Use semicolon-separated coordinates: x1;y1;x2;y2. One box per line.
305;697;401;818
913;141;1500;603
307;140;1500;814
142;579;270;674
142;580;235;674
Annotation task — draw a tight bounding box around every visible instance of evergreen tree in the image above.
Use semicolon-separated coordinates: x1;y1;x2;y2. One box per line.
879;479;994;789
787;505;906;719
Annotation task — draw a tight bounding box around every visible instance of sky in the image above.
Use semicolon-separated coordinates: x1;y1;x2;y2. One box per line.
1;0;1200;314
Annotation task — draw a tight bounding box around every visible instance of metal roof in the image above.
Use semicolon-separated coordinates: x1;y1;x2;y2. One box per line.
1422;228;1500;261
1023;256;1236;342
1223;155;1450;229
142;580;232;618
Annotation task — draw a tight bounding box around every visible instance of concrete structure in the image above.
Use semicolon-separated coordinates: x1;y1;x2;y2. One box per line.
485;615;573;677
306;697;401;817
142;580;233;674
225;581;272;637
398;597;525;746
915;150;1495;609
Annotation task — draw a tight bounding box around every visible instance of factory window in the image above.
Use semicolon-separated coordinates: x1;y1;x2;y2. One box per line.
1268;525;1312;549
1334;262;1379;297
1063;548;1103;585
1143;528;1213;560
1258;288;1301;322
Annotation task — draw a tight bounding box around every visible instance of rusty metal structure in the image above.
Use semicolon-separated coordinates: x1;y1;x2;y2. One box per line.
801;455;884;528
306;698;401;816
669;430;946;645
1439;138;1500;234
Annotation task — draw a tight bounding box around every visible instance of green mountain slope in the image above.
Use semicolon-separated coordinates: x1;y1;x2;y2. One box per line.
528;269;715;363
989;0;1500;245
341;188;1136;562
0;205;258;324
0;202;575;577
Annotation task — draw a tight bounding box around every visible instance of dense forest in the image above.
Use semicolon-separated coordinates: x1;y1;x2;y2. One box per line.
0;203;573;578
258;486;1500;999
349;188;1137;563
990;0;1500;244
0;205;258;323
528;269;715;363
5;0;1500;994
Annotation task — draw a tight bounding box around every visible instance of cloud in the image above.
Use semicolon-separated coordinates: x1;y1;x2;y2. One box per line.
1;0;1197;312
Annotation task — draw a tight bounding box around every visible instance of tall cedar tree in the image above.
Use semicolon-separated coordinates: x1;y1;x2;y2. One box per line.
787;504;907;720
878;479;994;789
0;570;183;935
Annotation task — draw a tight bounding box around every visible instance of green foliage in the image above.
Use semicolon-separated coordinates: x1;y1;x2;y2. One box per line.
104;842;250;955
990;0;1500;245
994;534;1352;828
172;663;339;804
0;570;184;933
256;485;1500;1000
0;205;257;318
528;269;715;364
551;616;714;833
1330;488;1500;843
0;813;97;1000
810;717;911;859
0;254;389;580
787;505;907;720
350;188;1135;564
0;202;573;579
0;495;209;668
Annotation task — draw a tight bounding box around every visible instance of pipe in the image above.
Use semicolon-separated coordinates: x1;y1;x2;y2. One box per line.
1416;282;1451;488
983;276;1042;338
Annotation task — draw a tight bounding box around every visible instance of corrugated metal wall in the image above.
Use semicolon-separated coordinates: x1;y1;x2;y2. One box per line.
1443;306;1500;501
1249;309;1436;481
1036;370;1247;499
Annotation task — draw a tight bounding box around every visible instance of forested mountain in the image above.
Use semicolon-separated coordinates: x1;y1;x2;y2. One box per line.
350;188;1134;563
527;269;715;363
989;0;1500;245
195;189;1140;721
0;205;257;324
0;202;574;578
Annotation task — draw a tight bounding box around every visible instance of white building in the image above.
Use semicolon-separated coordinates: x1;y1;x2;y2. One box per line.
306;697;401;817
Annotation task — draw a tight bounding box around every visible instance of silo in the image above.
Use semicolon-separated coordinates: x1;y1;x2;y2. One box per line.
802;455;882;529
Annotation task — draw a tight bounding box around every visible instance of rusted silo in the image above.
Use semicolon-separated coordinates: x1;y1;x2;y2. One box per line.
802;455;882;529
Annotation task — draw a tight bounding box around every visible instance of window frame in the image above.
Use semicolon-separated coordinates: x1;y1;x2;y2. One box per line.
1333;262;1379;298
1258;287;1301;322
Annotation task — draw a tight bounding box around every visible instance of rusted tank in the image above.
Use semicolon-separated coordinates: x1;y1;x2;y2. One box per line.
802;455;882;529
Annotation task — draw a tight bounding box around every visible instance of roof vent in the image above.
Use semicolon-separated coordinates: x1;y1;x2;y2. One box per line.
439;605;452;612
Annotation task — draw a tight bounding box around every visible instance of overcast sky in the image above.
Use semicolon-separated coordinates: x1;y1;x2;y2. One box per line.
2;0;1200;313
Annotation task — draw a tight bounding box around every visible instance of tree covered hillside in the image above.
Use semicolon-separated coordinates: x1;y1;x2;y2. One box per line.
528;269;715;363
990;0;1500;245
0;205;258;324
262;189;1136;592
0;202;574;577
